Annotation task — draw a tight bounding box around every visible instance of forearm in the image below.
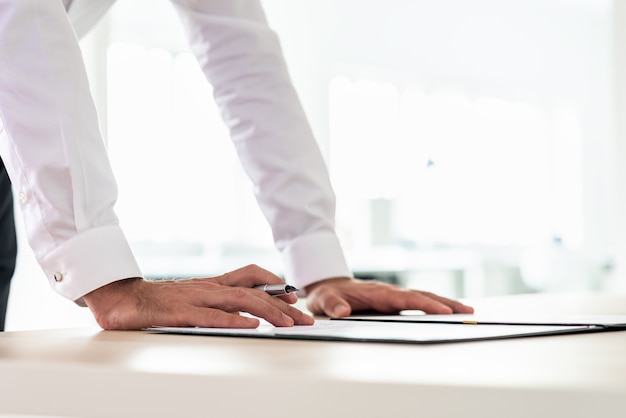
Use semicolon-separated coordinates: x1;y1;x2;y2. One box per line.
0;0;142;303
172;0;353;288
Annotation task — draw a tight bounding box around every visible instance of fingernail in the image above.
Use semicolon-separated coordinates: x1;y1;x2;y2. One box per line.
331;304;348;318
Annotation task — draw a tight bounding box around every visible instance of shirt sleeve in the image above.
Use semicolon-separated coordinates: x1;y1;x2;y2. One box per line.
0;0;142;305
171;0;354;288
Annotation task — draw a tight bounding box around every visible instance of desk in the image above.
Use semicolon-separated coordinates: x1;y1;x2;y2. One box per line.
1;292;626;418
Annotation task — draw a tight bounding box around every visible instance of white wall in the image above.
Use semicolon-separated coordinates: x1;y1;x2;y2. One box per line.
609;0;626;290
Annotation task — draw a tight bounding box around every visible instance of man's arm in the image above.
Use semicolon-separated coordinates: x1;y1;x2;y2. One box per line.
0;0;141;303
171;0;473;317
0;0;313;329
171;0;353;290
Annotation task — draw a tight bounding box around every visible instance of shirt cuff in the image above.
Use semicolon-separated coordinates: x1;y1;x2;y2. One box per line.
38;225;143;306
280;231;354;293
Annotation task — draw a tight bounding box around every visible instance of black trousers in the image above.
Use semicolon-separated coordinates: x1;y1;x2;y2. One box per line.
0;157;16;331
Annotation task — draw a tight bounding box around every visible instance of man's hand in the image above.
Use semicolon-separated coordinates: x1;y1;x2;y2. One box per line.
83;264;314;330
305;277;474;318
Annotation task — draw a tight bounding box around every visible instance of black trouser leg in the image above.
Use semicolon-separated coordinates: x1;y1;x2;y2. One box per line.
0;158;16;331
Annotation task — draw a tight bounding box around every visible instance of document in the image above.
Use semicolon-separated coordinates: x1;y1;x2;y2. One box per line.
146;314;613;344
337;313;626;327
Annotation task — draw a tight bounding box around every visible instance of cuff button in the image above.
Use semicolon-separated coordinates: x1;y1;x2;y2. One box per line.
53;272;64;282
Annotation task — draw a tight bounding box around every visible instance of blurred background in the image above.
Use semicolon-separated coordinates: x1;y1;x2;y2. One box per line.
7;0;626;329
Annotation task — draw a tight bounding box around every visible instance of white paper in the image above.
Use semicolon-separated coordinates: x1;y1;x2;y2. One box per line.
147;320;595;344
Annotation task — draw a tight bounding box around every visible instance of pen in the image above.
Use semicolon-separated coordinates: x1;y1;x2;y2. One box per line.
254;283;299;296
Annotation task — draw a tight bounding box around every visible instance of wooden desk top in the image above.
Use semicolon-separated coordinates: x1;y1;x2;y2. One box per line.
1;292;626;418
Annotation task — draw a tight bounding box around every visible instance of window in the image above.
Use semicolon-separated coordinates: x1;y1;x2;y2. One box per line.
329;77;584;249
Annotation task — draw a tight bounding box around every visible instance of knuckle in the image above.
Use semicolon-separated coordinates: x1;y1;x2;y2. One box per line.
202;309;224;324
219;271;232;283
202;281;220;290
230;287;249;299
245;263;262;274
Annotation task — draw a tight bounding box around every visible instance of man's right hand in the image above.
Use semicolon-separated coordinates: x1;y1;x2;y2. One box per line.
82;264;314;330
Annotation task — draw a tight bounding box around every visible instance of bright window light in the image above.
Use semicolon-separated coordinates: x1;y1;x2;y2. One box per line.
329;76;583;249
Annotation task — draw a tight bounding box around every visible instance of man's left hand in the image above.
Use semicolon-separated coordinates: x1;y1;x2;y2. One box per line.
305;277;474;318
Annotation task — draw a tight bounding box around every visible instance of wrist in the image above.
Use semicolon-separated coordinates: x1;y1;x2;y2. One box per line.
83;277;144;329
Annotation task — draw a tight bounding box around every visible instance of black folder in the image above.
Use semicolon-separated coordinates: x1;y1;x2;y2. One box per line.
146;313;626;344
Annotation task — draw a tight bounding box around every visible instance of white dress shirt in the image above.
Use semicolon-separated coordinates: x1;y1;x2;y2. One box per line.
0;0;352;305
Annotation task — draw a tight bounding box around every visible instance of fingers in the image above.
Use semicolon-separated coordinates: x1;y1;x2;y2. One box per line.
305;286;352;318
167;282;313;327
215;264;288;288
85;276;313;330
186;266;300;305
170;306;262;329
305;278;475;318
201;286;314;326
418;291;474;314
360;285;473;314
390;290;455;314
273;293;299;305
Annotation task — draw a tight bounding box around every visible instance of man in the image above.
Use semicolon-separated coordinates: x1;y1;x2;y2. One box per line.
0;0;472;330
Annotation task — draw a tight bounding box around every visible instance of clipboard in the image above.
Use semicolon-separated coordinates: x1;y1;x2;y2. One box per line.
145;314;617;344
